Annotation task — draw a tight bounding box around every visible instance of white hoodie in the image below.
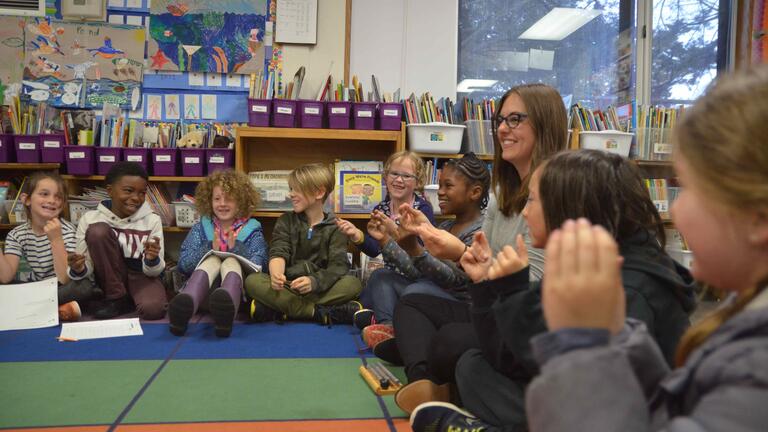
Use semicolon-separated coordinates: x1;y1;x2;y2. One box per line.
69;200;165;279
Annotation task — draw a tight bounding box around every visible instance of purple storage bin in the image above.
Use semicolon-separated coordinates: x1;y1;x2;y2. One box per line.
379;103;403;130
206;148;233;173
152;148;178;176
95;147;122;175
299;100;325;128
353;102;377;130
180;148;206;177
14;135;41;163
247;98;272;127
272;99;297;128
327;101;352;129
0;134;14;163
64;146;95;175
123;148;149;171
40;134;66;163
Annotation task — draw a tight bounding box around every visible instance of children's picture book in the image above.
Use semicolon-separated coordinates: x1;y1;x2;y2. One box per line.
196;250;262;274
249;170;292;211
339;171;383;213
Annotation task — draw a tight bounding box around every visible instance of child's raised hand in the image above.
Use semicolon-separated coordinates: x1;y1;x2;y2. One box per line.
367;211;391;243
336;218;364;243
290;276;313;295
270;272;287;291
398;204;429;234
67;252;86;273
143;236;161;261
542;219;626;335
460;231;493;282
488;234;529;280
43;218;63;242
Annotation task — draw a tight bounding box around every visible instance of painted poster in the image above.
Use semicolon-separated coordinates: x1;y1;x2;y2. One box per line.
0;17;26;93
22;18;145;109
148;0;268;74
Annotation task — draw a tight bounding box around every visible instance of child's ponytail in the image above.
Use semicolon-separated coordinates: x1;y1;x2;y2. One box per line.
676;279;767;366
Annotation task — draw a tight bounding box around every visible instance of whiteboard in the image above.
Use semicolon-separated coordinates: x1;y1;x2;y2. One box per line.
276;0;318;44
350;0;458;100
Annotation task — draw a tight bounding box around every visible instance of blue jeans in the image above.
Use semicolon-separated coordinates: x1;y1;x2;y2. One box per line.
365;267;456;324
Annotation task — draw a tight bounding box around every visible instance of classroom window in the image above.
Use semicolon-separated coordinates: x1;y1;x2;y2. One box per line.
457;0;729;108
650;0;726;106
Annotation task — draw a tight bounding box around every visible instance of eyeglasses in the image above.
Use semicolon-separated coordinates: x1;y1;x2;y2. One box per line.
387;171;418;182
494;112;529;130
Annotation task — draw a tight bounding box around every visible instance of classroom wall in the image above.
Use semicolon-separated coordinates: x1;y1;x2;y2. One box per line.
350;0;459;100
281;0;347;99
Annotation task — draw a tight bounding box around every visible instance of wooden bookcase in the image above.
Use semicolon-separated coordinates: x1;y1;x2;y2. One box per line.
235;125;405;238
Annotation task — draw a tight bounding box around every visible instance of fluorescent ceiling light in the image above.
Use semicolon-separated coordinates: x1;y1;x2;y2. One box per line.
457;79;498;93
519;8;602;41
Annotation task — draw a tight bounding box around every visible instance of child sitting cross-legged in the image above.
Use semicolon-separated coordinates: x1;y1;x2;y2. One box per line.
244;163;363;325
170;170;268;338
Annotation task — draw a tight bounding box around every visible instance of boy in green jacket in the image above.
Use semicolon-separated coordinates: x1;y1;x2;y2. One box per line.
245;163;362;325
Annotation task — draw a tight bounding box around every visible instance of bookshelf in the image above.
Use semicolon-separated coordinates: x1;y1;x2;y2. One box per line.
236;124;405;240
0;163;61;171
414;152;494;161
61;175;205;182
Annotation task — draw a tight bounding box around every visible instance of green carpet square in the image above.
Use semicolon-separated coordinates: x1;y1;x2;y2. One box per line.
0;360;163;428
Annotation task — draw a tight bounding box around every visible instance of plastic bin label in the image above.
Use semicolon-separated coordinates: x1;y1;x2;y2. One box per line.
357;110;373;118
604;139;618;150
126;155;143;162
18;143;36;149
43;140;60;148
155;155;171;162
69;152;85;159
209;156;225;163
383;109;399;116
252;105;268;113
331;107;347;114
276;106;293;114
304;107;320;115
429;132;445;142
653;143;672;154
99;155;115;162
653;200;669;213
184;157;200;164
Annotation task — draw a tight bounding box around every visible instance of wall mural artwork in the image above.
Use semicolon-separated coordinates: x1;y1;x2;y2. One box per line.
0;16;26;98
21;18;146;109
148;0;268;74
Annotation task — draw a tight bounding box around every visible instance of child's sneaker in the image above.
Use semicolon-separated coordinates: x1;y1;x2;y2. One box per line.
410;402;489;432
314;301;363;326
93;296;132;320
353;308;375;330
396;379;451;415
58;301;81;322
249;300;285;323
362;323;394;348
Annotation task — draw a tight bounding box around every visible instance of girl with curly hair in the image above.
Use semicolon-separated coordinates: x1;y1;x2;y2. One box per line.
169;169;268;338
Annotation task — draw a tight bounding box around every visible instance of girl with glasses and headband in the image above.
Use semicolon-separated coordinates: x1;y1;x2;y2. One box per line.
335;151;436;332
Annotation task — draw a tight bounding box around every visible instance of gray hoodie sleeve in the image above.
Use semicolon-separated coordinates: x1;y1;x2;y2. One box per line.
526;319;768;432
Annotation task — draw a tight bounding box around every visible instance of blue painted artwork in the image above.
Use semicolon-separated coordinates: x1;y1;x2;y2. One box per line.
148;0;268;74
21;19;145;109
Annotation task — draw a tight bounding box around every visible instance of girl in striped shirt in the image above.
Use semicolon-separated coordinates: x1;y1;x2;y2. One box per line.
0;172;95;321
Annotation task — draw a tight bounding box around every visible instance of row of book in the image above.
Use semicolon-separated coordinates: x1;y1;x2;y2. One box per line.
632;105;684;161
403;93;457;125
461;98;496;122
644;178;678;220
569;104;626;132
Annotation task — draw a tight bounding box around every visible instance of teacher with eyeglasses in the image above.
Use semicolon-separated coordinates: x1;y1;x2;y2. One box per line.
390;84;568;416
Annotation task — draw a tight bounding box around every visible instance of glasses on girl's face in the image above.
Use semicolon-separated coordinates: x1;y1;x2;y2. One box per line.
494;112;529;130
387;171;418;182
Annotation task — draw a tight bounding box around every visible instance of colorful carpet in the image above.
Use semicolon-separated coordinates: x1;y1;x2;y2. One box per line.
0;320;410;431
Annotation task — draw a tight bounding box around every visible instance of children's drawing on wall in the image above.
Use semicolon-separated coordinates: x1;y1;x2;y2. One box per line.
22;19;145;109
0;17;26;100
148;0;269;74
201;94;217;119
184;94;200;120
164;94;180;120
147;95;162;120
